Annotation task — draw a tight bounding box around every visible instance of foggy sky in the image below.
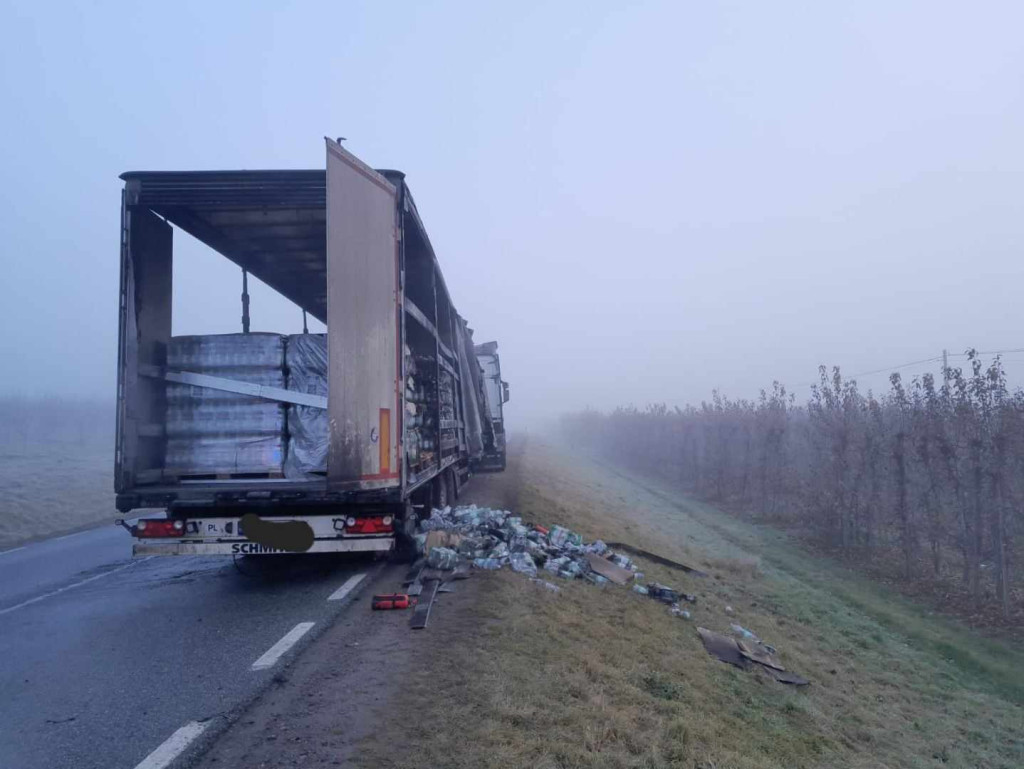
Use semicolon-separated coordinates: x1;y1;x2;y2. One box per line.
2;1;1023;426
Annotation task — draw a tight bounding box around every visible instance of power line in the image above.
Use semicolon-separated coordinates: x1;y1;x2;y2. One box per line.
796;347;1024;390
846;356;943;380
797;357;940;388
949;348;1024;357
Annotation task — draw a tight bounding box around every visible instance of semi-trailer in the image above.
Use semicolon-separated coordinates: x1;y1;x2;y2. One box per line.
114;139;505;557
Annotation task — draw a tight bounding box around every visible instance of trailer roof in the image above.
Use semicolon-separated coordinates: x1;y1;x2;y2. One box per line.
120;169;408;323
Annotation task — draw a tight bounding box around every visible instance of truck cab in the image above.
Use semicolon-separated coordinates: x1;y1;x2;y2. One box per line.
474;341;509;471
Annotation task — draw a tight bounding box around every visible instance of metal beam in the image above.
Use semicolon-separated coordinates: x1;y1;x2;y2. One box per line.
438;354;459;379
140;366;327;409
158;206;327;323
404;296;437;337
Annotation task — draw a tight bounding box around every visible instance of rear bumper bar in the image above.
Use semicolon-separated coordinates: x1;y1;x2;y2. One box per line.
134;537;393;556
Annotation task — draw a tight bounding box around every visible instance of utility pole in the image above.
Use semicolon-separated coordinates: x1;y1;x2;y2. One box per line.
241;269;250;334
942;349;948;384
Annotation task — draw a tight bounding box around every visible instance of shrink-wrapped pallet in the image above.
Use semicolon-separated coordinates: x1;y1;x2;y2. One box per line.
163;333;286;476
167;333;286;370
283;334;328;478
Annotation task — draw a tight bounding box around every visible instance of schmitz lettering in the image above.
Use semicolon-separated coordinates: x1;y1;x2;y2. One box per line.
230;543;283;554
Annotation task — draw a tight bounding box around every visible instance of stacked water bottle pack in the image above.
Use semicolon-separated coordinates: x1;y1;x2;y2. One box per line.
164;333;287;476
404;345;438;469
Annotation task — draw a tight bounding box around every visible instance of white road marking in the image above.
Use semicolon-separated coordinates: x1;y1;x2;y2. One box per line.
133;720;210;769
0;547;26;557
327;572;366;602
52;530;92;542
0;558;153;617
251;622;315;670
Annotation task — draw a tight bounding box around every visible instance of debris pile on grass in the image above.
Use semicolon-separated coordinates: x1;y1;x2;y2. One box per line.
417;504;697;614
416;505;811;685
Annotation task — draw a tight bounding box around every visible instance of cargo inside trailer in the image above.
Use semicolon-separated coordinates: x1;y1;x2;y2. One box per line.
396;184;476;488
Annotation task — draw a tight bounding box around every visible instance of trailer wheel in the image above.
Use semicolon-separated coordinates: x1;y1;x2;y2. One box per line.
448;468;460;501
433;472;450;510
392;503;418;563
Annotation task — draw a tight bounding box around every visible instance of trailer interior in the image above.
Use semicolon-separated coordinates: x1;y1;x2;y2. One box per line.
116;157;471;514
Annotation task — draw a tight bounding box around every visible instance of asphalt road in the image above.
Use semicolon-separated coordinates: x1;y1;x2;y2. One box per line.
0;522;383;769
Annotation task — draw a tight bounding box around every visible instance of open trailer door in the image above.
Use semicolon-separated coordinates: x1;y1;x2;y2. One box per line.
325;139;401;490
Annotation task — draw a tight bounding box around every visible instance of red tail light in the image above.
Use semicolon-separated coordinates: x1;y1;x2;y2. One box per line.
134;519;185;538
345;516;394;535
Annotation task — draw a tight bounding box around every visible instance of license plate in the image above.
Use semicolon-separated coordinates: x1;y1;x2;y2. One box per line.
185;519;243;538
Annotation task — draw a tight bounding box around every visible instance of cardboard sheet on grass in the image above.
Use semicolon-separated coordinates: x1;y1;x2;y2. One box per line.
697;627;809;686
424;530;463;554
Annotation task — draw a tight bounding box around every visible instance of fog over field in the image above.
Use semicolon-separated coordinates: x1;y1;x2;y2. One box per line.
0;398;113;546
1;1;1023;428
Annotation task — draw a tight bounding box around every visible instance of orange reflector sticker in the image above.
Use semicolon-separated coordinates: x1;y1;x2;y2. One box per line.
379;408;391;473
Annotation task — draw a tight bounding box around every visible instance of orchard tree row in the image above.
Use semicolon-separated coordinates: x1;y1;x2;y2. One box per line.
562;352;1022;617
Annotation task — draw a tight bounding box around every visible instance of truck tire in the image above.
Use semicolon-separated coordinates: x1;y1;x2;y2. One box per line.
448;468;460;501
433;472;450;510
393;503;418;563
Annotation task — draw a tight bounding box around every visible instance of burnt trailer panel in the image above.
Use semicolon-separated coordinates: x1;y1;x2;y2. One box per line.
114;142;488;541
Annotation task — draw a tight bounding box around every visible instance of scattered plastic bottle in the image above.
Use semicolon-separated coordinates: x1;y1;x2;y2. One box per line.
489;542;509;559
647;583;681;604
472;558;502;570
549;525;583;548
610;554;633;570
427;547;458;570
730;623;759;641
529;578;561;593
509;552;538;577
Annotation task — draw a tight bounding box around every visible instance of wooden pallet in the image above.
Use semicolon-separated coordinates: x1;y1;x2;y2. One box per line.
164;470;285;482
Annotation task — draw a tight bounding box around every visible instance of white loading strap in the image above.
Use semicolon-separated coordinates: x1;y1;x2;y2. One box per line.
139;365;328;409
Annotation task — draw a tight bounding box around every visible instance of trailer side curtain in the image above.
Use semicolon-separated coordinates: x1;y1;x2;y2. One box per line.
456;318;485;458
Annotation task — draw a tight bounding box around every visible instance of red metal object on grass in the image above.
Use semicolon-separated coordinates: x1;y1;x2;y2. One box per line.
372;593;413;610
